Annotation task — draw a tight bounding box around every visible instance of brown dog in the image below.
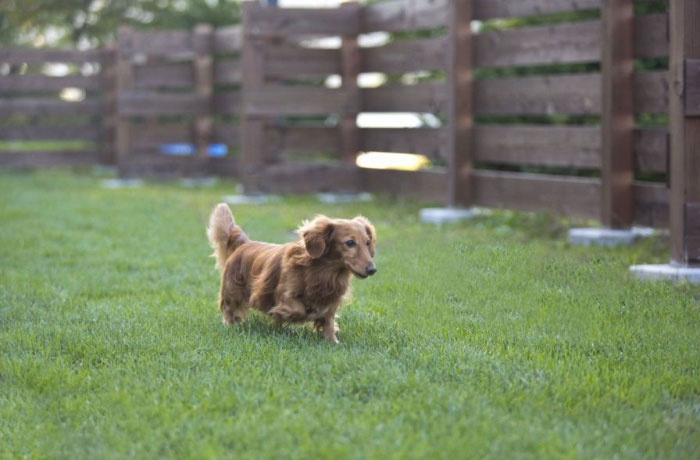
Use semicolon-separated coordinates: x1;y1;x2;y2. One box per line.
206;203;377;343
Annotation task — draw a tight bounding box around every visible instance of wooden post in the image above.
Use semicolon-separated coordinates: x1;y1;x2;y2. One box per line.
340;2;361;165
115;26;134;174
100;44;117;165
669;0;700;264
600;0;635;228
446;0;474;207
193;24;214;161
241;2;266;192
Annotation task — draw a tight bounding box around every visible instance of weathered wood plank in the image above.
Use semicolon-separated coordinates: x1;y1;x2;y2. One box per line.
0;124;100;141
473;171;601;218
600;0;635;228
193;24;214;159
361;37;447;74
213;25;243;53
474;0;601;20
264;45;341;79
340;6;361;165
0;74;100;91
360;128;444;158
127;30;194;57
246;87;357;116
245;4;360;37
250;163;361;194
475;125;600;167
635;128;667;173
0;151;98;168
635;14;668;58
0;47;103;64
361;167;448;202
131;122;192;151
212;121;240;147
265;125;340;155
214;59;242;85
685;58;700;116
117;92;208;116
634;181;669;227
116;26;134;167
133;62;194;89
634;70;667;113
362;82;446;113
475;74;599;115
213;92;242;114
0;98;102;116
361;0;448;33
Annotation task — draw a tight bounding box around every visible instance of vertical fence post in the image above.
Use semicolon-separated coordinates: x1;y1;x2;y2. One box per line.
100;44;117;165
600;0;635;228
241;2;266;192
447;0;474;207
669;0;700;264
115;26;134;174
340;2;361;166
194;24;214;162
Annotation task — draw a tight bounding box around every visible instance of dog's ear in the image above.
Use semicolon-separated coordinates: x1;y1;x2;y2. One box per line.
354;216;376;256
302;216;334;259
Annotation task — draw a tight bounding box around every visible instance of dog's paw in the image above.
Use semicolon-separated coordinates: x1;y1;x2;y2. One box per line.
324;334;339;344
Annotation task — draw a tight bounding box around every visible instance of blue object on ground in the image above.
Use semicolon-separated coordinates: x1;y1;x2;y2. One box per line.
159;143;228;157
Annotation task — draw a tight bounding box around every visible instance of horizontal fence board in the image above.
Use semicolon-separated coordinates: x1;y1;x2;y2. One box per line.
360;128;444;158
362;167;447;201
0;151;98;168
474;0;601;20
0;47;103;64
361;37;447;74
118;155;234;178
246;5;360;37
475;125;600;167
131;122;192;151
635;14;668;58
0;98;102;116
213;25;243;53
133;62;194;89
475;74;599;115
265;125;340;155
635;128;667;173
474;15;666;69
118;92;207;115
214;59;242;85
362;0;448;33
473;171;600;218
0;124;100;141
213;92;242;114
634;71;667;113
475;20;599;68
213;122;240;147
686;59;700;116
0;74;100;91
125;30;194;57
634;181;669;227
265;46;340;79
362;82;446;113
251;163;361;194
246;87;357;116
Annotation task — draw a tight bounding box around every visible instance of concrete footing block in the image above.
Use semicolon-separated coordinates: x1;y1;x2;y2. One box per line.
419;207;481;224
568;227;655;246
100;178;144;189
316;192;373;204
223;194;281;205
630;264;700;284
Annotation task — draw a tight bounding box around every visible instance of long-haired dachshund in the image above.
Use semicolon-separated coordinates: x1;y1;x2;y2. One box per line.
207;203;377;343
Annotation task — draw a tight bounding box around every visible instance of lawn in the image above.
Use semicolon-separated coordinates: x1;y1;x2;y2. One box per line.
1;170;698;460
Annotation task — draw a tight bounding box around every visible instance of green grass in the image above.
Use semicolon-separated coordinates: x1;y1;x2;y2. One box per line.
1;170;699;460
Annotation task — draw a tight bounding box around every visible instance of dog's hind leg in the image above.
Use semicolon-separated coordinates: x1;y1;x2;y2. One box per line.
219;288;247;325
268;298;307;324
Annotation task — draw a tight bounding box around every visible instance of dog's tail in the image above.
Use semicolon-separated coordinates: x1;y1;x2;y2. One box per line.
207;203;245;272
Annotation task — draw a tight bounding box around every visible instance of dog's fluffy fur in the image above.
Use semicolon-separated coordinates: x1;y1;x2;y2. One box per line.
207;203;376;343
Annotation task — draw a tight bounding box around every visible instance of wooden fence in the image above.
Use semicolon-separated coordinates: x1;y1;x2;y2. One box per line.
1;0;698;264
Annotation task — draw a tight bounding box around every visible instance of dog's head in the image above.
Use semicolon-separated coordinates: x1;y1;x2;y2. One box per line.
299;215;377;279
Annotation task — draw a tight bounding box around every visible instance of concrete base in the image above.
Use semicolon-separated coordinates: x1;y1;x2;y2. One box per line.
630;264;700;284
568;227;655;246
223;194;281;205
419;207;481;224
180;177;217;188
100;178;143;189
316;192;373;204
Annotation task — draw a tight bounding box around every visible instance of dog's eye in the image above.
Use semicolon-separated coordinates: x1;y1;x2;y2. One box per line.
345;240;356;248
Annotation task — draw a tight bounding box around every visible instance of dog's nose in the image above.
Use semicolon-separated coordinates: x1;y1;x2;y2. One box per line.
366;264;377;276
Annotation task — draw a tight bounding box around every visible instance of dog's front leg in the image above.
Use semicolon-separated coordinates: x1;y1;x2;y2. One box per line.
317;304;340;344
